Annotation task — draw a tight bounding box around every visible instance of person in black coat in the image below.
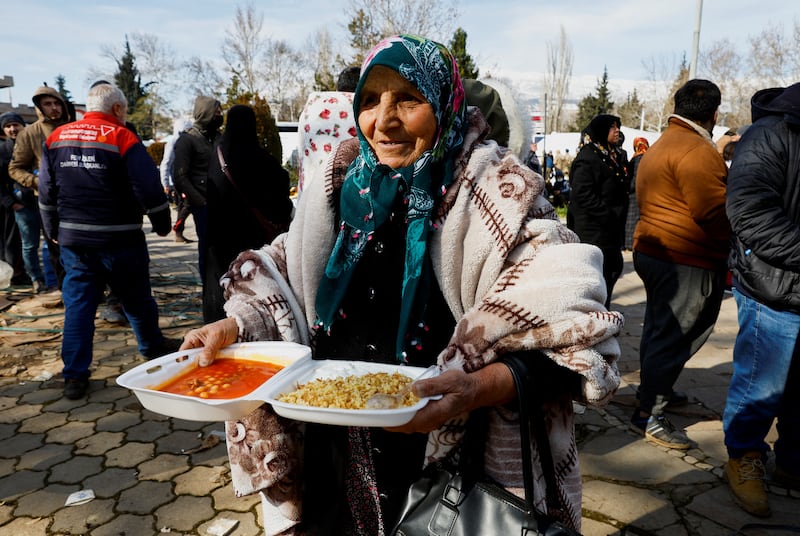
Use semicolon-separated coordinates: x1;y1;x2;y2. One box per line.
567;114;629;308
203;104;293;323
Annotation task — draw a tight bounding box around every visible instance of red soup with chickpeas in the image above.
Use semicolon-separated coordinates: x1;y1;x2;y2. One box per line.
155;358;284;399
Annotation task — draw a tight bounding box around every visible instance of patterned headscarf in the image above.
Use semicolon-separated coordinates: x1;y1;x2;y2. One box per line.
633;136;650;157
314;34;467;362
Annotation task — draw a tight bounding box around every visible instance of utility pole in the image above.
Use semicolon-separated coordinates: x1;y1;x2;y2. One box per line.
689;0;703;79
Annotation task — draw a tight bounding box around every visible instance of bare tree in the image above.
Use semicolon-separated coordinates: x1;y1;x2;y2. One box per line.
182;56;226;101
345;0;459;62
699;37;753;129
747;19;800;87
307;28;346;92
222;1;267;95
262;39;306;120
640;53;685;131
130;33;181;130
543;25;573;133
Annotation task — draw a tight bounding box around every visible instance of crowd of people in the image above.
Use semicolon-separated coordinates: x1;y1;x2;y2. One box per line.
0;32;798;534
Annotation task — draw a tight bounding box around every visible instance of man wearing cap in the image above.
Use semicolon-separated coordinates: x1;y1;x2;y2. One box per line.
9;86;71;290
0;112;28;286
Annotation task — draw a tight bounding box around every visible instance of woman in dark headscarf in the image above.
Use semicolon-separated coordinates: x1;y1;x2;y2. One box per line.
624;137;650;250
204;104;293;322
567;113;630;308
182;35;622;535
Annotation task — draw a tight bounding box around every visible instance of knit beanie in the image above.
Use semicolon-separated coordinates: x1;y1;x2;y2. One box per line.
0;112;25;129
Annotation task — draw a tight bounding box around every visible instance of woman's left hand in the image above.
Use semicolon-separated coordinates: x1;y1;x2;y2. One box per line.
387;362;515;434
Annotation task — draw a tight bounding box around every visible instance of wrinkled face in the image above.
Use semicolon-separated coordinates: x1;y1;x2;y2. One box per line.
3;122;23;140
39;96;63;121
357;66;437;169
607;124;621;146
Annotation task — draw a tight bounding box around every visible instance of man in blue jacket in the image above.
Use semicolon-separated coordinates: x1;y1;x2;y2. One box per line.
724;82;800;516
39;83;180;400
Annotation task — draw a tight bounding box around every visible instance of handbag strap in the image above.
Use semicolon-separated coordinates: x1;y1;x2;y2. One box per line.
503;353;565;518
215;146;284;239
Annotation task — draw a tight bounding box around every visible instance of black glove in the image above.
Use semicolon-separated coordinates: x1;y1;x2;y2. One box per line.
148;207;172;236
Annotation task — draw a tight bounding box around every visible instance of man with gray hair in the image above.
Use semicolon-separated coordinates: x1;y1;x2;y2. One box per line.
38;83;180;400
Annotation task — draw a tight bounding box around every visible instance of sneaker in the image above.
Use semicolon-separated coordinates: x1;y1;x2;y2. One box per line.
725;452;771;517
141;337;183;360
773;465;800;490
644;414;693;450
32;279;46;294
64;378;89;400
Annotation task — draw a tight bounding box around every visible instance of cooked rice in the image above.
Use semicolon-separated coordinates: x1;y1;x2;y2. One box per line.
277;371;418;409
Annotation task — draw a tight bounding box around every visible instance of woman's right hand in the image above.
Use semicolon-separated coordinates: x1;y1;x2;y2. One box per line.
180;317;239;366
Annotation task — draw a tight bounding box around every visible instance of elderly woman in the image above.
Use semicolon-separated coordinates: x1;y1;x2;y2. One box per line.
181;35;622;535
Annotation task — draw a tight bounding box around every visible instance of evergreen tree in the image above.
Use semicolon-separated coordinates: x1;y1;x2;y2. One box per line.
347;9;381;65
54;74;72;102
113;36;150;136
224;75;283;165
616;89;643;128
572;66;615;131
449;28;479;80
661;54;690;129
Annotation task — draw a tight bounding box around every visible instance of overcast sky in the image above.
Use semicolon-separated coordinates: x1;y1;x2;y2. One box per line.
2;0;798;111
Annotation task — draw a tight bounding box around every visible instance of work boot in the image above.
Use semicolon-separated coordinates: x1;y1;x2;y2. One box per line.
725;452;771;517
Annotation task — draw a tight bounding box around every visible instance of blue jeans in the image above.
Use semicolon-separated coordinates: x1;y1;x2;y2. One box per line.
723;289;800;470
60;242;165;381
13;206;44;283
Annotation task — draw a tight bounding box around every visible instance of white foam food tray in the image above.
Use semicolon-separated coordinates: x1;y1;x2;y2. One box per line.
263;359;437;427
116;341;311;422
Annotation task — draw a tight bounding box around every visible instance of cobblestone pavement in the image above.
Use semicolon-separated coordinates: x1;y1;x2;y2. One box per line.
0;219;798;535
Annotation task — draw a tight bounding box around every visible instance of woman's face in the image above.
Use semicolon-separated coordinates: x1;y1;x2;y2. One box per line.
357;66;437;169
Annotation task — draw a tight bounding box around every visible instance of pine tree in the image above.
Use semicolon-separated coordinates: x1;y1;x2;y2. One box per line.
572;66;615;131
113;37;151;137
616;89;643;128
449;28;479;80
54;74;72;102
348;9;380;65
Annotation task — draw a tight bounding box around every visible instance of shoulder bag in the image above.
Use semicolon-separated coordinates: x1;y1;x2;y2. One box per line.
216;146;289;240
391;353;582;536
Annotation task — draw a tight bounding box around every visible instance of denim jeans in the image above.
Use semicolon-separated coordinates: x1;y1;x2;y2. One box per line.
59;241;165;381
12;205;44;283
723;289;800;470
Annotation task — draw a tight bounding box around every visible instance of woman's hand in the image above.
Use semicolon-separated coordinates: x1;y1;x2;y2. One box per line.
387;362;515;434
180;317;239;366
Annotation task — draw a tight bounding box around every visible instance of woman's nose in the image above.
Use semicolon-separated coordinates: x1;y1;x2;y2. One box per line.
374;97;399;130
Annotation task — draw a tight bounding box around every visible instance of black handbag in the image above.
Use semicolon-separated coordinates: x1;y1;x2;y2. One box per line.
391;354;582;536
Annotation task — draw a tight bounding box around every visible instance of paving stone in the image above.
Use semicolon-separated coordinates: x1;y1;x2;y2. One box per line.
125;419;172;442
174;466;228;496
0;403;42;423
0;423;15;442
69;401;114;422
581;516;623;536
94;339;127;352
75;431;125;455
46;420;96;444
105;442;155;468
0;431;44;458
89;513;156;536
88;385;131;403
198;511;262;536
17;443;73;471
50;497;116;534
211;484;261;512
18;411;68;433
95;409;141;432
49;455;105;484
686;482;800;530
156;429;208;454
0;469;47;501
583;480;679;532
0;382;42;397
91;365;122;381
137;453;191;481
117;480;175;514
0;459;14;478
13;483;79;517
155;494;215;532
0;504;11;527
18;386;62;405
171;418;212;432
0;516;49;536
83;467;138;498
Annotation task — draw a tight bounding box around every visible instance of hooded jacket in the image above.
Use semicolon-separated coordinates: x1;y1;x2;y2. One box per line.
727;82;800;311
8;86;69;191
172;96;221;207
